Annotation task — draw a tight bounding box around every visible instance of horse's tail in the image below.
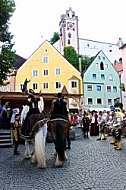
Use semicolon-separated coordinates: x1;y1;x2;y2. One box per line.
55;121;64;161
35;127;46;168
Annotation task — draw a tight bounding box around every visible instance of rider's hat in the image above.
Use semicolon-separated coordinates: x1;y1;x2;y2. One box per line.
56;92;63;99
29;89;34;95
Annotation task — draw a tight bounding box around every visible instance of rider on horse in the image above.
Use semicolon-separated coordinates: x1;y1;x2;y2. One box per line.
49;92;68;119
49;92;71;149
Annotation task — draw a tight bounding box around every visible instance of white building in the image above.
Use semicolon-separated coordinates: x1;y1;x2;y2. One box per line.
54;7;122;64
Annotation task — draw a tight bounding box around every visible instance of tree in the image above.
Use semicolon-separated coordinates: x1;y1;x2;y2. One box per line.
50;32;60;45
63;46;79;70
120;83;125;91
0;0;16;86
63;46;93;71
81;55;93;71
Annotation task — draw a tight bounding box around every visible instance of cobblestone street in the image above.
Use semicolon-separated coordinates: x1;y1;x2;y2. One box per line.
1;136;126;190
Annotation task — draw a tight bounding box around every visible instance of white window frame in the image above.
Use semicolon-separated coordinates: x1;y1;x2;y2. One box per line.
96;85;101;91
7;86;12;92
32;70;38;77
0;87;3;92
55;81;61;89
71;81;77;88
43;82;49;89
55;68;61;75
32;83;38;90
42;56;49;63
107;86;111;92
88;98;93;105
109;74;113;80
97;98;102;104
43;69;49;76
113;86;117;92
87;85;92;91
108;99;112;105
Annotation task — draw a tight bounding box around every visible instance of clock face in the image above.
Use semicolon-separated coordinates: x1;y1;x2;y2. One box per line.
69;23;73;28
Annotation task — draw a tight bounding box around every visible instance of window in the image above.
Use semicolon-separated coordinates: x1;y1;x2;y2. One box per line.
100;62;104;70
96;63;99;67
98;56;101;60
113;86;117;92
55;82;61;89
96;85;101;91
44;49;48;52
108;99;112;105
87;85;92;91
32;83;38;90
109;74;113;81
7;86;12;92
72;81;77;88
68;39;70;44
97;98;102;104
103;57;105;60
107;86;111;92
92;74;96;79
42;56;48;63
7;76;11;81
20;84;23;91
0;87;3;92
43;69;49;76
68;32;71;38
32;70;38;77
55;68;61;75
43;82;48;89
88;98;93;105
101;74;105;80
105;64;108;68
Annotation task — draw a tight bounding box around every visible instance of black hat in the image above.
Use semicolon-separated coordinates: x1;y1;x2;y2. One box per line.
56;92;63;99
29;89;34;95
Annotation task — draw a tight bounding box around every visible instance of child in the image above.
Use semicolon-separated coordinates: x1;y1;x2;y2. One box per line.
13;114;21;155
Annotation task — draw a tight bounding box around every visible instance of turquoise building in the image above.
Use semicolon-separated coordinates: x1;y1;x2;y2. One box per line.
83;50;121;111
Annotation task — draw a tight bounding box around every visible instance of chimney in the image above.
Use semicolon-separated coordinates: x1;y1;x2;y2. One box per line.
79;55;82;73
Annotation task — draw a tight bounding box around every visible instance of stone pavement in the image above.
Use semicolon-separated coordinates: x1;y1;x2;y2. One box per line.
1;135;126;190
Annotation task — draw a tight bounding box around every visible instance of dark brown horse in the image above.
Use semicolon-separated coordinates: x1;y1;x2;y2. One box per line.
49;117;69;167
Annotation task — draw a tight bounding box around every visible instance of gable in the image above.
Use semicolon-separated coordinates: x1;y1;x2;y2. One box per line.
18;40;80;76
83;50;119;83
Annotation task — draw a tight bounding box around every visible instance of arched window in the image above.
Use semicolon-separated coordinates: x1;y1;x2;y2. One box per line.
100;62;104;70
68;32;71;38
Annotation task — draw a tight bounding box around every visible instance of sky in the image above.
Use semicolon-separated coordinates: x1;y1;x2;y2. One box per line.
10;0;126;59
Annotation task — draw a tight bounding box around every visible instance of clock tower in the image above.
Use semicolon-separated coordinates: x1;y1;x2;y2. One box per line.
59;7;79;54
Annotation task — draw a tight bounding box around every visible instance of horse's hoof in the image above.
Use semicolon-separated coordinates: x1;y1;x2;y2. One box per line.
24;155;31;159
53;164;63;168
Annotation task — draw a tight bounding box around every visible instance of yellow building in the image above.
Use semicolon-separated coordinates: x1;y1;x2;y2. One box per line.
15;40;83;110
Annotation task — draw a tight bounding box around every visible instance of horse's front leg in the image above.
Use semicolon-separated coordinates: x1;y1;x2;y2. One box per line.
24;139;31;158
55;154;63;167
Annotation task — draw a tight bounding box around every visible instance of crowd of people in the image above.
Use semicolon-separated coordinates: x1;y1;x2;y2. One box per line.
1;90;126;154
68;109;126;150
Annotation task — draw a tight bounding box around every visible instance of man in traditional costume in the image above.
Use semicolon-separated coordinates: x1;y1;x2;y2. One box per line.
13;113;21;155
49;92;71;149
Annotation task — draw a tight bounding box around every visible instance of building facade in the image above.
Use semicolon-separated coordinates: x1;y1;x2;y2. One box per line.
83;50;121;111
119;44;126;109
15;40;83;110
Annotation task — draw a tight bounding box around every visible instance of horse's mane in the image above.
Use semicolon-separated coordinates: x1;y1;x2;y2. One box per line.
38;96;44;113
20;105;29;125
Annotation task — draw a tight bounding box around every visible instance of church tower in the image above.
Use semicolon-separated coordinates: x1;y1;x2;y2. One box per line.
59;7;79;54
